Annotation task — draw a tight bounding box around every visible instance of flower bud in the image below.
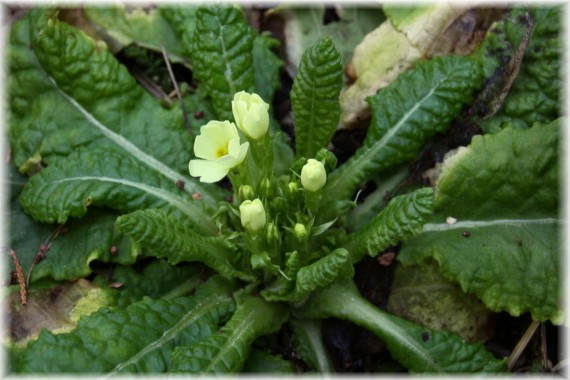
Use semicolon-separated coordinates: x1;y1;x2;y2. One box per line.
238;185;255;201
232;91;270;140
294;223;308;242
266;222;280;244
258;177;272;198
239;199;266;233
301;159;327;192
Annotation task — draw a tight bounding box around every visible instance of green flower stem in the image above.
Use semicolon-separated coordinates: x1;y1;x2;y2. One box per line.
304;190;321;216
248;133;274;189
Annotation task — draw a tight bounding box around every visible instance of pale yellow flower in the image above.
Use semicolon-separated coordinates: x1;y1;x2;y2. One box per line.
239;198;267;232
301;159;327;192
232;91;270;140
188;120;249;183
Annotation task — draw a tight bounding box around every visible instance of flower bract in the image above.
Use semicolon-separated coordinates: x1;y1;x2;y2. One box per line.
189;120;249;183
232;91;270;140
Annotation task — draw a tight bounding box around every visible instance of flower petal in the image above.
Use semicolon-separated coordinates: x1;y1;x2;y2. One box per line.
188;159;230;183
194;120;238;160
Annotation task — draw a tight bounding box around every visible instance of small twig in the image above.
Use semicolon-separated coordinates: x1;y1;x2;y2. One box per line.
160;43;191;134
507;320;540;371
25;225;64;288
540;323;552;371
8;249;27;305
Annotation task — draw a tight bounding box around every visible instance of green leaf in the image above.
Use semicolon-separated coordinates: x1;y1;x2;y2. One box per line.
19;148;217;235
83;6;186;62
13;276;237;373
480;6;562;133
116;208;253;281
242;349;295;373
295;248;353;298
327;55;482;202
192;5;255;120
253;33;284;105
7;164;138;283
96;260;204;308
344;188;434;263
299;280;506;373
291;36;343;159
8;10;222;201
159;6;198;58
290;320;334;372
172;295;289;373
399;120;562;323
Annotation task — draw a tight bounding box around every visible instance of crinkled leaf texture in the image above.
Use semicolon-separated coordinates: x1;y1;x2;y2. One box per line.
192;5;255;121
172;295;289;373
327;55;482;203
116;208;253;281
9;10;221;201
480;6;562;133
299;280;506;373
400;119;562;323
345;188;434;262
19;148;217;236
291;36;343;159
12;277;237;373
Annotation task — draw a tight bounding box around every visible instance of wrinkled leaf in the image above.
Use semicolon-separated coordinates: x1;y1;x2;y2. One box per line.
292;36;343;159
387;263;494;343
12;277;237;373
20;149;217;235
192;5;255;121
328;55;482;202
268;5;384;76
172;295;289;373
9;10;222;201
116;208;253;281
83;6;186;62
95;260;204;308
479;6;562;133
400;120;562;323
7;165;137;283
300;280;506;373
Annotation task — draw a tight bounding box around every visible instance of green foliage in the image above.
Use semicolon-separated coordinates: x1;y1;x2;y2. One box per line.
19;149;216;234
399;120;562;323
300;280;506;373
291;36;343;158
345;188;434;262
6;3;562;376
172;295;289;373
479;6;562;133
116;208;253;281
327;55;482;202
12;277;237;373
191;5;255;120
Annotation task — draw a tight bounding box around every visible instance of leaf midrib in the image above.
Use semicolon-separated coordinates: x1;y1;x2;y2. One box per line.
106;294;233;375
329;70;451;198
47;76;217;202
422;217;559;232
49;176;213;231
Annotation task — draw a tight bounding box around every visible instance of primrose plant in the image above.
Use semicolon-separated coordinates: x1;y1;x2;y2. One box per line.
11;5;563;375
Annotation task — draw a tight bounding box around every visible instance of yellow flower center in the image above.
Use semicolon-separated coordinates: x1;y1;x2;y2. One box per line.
216;145;229;158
